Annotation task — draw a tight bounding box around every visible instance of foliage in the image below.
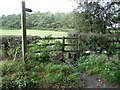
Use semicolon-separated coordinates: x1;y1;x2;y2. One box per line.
76;54;120;84
74;0;120;33
1;36;41;60
1;35;64;62
27;36;62;62
1;59;81;89
27;43;51;62
1;36;21;59
1;12;75;30
1;35;81;89
67;33;117;55
1;14;21;29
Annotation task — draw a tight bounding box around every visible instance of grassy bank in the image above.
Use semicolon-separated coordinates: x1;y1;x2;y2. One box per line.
0;29;68;37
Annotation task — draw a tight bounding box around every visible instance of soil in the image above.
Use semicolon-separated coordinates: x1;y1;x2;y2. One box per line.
80;72;120;88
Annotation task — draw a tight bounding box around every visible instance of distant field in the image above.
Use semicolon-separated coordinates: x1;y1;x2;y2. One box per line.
0;29;68;37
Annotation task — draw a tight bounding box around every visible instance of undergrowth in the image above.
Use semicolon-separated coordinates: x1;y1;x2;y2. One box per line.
1;59;81;89
76;54;120;84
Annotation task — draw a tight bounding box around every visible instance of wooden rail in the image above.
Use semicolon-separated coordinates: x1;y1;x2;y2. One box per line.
36;36;120;61
37;36;120;50
1;35;119;60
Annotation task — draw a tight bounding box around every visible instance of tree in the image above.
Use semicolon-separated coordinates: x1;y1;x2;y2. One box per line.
74;0;120;34
1;14;21;29
1;12;75;30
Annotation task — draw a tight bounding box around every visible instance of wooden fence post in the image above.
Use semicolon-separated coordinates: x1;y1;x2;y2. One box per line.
118;51;120;60
3;42;9;59
61;36;65;62
21;1;27;61
78;36;80;57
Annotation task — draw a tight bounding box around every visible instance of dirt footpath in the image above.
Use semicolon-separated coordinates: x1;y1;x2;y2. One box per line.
80;72;120;88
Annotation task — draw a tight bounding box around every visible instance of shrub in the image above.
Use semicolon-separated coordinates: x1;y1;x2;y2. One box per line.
27;44;51;62
67;33;118;55
1;35;41;60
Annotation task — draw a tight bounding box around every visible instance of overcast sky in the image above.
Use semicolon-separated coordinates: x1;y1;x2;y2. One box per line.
0;0;77;16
